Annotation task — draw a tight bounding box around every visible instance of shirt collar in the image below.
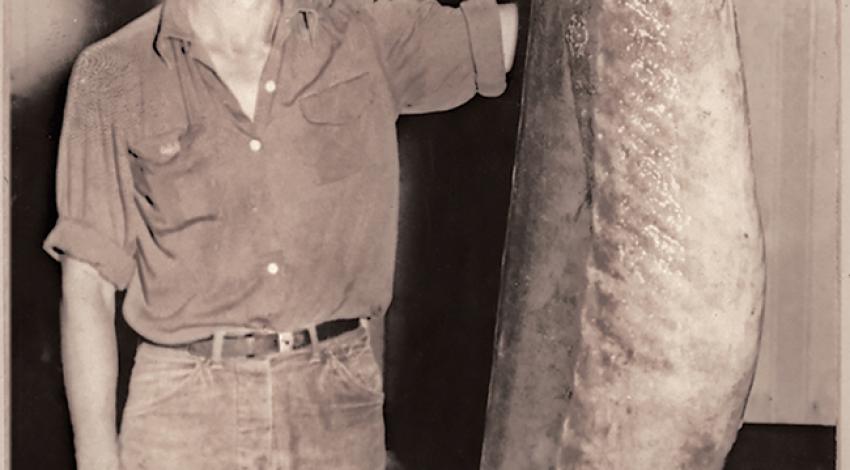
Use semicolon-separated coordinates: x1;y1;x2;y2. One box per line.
153;0;334;65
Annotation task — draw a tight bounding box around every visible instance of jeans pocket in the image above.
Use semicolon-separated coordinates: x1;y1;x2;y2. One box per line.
325;336;384;406
122;345;204;419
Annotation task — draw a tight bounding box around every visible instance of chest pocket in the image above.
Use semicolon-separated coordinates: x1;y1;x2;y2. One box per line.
297;72;374;184
127;125;221;235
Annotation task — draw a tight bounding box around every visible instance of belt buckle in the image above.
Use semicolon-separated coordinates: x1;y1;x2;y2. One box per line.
277;331;295;352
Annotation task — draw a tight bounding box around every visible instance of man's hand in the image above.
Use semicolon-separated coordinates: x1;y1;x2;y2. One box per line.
498;3;519;71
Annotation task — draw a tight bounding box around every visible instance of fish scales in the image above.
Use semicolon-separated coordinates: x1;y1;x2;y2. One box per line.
559;0;765;469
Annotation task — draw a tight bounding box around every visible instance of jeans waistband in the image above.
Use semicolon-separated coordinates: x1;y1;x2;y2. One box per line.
142;318;365;362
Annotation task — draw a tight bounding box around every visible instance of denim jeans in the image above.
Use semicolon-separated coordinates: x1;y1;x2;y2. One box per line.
119;326;386;470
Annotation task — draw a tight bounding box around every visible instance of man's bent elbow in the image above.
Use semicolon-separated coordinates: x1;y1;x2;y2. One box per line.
60;257;117;323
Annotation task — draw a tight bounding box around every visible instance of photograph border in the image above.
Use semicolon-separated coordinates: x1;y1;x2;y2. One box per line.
2;0;11;466
839;0;849;468
0;1;847;469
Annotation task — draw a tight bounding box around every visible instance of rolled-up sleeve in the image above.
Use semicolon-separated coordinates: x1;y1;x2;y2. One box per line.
43;49;137;288
367;0;507;115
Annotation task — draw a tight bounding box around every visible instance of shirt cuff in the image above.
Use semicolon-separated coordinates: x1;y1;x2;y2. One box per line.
43;217;136;289
460;0;508;97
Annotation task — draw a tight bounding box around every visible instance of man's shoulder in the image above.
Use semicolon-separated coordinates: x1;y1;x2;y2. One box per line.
327;0;413;35
331;0;428;19
72;6;163;89
332;0;435;32
332;0;428;14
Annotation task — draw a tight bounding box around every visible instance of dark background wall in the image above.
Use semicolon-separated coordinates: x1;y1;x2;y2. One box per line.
10;1;528;469
386;6;529;463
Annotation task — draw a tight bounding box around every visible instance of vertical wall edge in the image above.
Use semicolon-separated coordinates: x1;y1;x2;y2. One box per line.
1;0;11;467
838;0;849;467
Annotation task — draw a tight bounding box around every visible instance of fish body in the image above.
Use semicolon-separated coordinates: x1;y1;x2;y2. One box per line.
482;1;764;468
559;0;765;468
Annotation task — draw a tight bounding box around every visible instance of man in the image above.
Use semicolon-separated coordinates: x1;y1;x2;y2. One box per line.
44;0;518;468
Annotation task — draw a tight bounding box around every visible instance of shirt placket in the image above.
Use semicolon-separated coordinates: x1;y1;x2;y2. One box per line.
173;37;282;296
183;21;289;156
199;28;295;314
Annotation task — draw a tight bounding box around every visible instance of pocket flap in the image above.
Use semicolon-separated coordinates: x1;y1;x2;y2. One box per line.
128;128;188;164
298;72;373;125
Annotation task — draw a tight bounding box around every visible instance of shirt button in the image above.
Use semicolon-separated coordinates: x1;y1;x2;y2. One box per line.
266;262;280;275
264;80;277;93
249;139;263;152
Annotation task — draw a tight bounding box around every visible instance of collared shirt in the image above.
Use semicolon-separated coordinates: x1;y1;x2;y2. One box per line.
44;0;506;344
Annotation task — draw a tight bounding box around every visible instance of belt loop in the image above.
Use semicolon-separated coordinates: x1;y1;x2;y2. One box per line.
307;325;321;362
210;331;225;366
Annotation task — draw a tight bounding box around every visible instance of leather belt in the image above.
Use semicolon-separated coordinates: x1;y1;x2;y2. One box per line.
156;318;361;359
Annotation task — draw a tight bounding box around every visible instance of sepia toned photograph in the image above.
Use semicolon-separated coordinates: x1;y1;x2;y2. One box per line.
1;0;848;469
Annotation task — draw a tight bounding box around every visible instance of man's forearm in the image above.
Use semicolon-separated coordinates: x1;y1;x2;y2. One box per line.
60;258;120;470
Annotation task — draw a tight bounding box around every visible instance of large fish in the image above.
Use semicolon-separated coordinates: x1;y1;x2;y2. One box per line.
483;0;765;468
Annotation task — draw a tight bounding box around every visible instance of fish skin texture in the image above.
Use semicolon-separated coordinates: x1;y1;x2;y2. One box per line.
559;0;766;469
